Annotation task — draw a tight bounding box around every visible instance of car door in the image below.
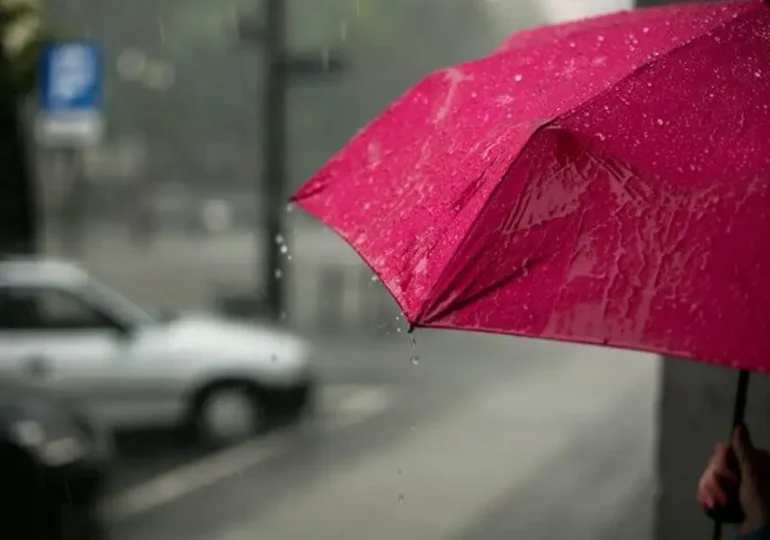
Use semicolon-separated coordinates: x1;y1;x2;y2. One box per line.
0;285;130;424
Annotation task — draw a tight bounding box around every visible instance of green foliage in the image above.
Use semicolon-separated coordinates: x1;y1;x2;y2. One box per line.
0;0;46;107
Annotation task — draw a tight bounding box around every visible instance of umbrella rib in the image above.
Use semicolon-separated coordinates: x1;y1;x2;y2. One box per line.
551;1;764;128
417;122;555;325
419;3;765;324
422;252;554;326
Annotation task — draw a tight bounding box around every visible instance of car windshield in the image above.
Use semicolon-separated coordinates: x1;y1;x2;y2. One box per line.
83;279;160;326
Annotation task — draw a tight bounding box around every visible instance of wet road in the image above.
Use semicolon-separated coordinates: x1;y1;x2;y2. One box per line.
102;331;657;540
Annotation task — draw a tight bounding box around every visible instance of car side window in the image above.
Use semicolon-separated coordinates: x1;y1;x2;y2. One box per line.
0;286;117;331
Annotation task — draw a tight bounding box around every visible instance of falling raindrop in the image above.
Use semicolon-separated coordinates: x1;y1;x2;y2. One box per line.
274;269;284;279
398;494;405;503
409;334;420;366
285;203;295;213
275;234;285;244
340;21;348;41
280;245;289;254
514;74;523;83
371;275;379;282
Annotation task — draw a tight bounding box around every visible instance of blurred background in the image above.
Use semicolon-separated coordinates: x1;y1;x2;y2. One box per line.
2;1;669;539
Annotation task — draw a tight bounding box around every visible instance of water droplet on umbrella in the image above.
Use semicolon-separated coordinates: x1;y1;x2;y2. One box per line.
642;27;650;34
597;35;605;42
371;275;379;282
514;74;523;82
755;70;763;78
275;234;284;244
596;133;606;141
656;118;664;126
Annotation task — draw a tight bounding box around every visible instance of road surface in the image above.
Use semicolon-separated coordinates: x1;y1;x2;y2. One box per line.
103;330;658;540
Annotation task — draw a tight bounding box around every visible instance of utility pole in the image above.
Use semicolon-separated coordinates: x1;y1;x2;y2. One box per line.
237;1;346;322
262;0;289;321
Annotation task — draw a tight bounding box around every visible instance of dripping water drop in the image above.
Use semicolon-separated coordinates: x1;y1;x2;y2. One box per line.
409;333;419;366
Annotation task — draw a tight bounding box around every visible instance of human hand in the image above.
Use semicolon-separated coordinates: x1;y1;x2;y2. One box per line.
698;426;770;535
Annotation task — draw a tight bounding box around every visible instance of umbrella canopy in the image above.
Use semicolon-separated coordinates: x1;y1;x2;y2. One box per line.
292;0;770;373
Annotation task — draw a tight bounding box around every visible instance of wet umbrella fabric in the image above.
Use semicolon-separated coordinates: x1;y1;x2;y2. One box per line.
294;0;770;375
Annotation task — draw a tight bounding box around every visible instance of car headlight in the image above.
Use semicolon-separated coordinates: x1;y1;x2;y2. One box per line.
10;419;90;467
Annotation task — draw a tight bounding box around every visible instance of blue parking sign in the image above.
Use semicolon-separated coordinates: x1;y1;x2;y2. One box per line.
37;40;104;145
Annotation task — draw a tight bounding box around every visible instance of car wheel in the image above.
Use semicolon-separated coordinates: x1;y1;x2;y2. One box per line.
193;383;264;447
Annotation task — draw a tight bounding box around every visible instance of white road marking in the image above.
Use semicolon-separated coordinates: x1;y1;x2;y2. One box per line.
324;387;395;430
102;432;290;520
103;384;395;521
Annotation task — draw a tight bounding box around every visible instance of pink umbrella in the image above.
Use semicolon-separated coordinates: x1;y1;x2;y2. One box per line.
293;0;770;533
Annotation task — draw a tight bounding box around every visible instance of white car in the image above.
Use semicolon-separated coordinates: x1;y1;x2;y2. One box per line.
0;259;315;446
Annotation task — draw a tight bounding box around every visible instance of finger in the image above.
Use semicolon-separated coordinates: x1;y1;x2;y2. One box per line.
709;442;730;470
698;476;727;507
733;426;756;475
705;443;738;483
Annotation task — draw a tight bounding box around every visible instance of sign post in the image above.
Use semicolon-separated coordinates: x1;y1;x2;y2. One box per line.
35;40;104;147
35;40;104;256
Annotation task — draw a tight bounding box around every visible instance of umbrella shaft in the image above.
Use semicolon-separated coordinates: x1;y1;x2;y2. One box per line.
732;370;750;428
712;370;751;540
